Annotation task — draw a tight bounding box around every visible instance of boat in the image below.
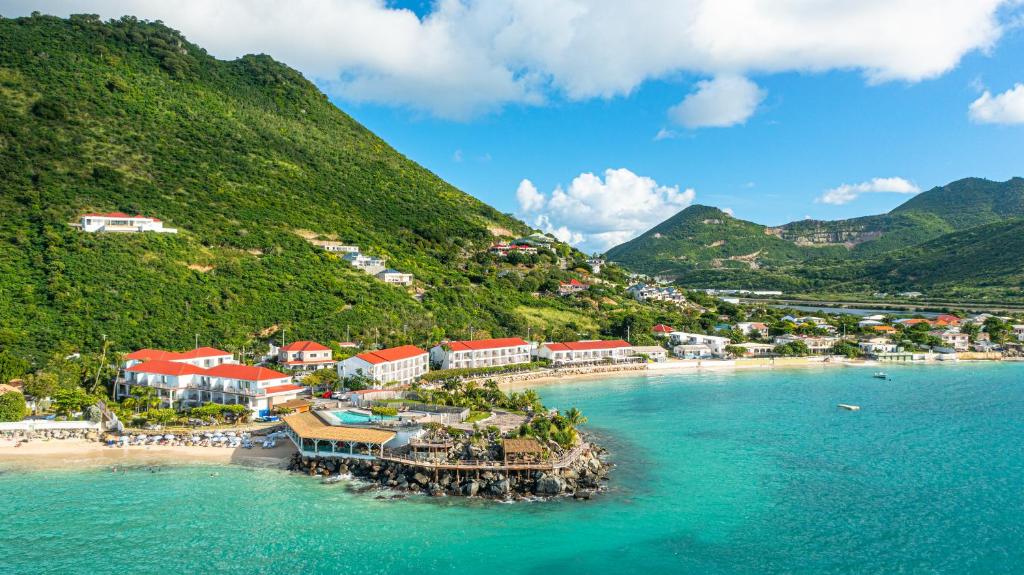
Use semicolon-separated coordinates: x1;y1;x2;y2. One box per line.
873;372;889;380
837;404;861;411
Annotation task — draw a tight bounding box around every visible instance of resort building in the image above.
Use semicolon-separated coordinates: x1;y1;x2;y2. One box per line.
77;212;177;234
536;340;634;365
342;252;387;275
732;342;775;357
736;322;769;338
117;361;302;416
929;329;969;351
278;341;336;372
558;279;589;296
338;345;429;387
858;338;899;355
1013;325;1024;341
429;338;531;370
283;411;396;459
673;344;713;359
375;269;414;286
668;332;730;357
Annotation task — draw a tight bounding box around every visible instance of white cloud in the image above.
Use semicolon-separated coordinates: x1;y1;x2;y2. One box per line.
5;1;1014;119
517;168;695;252
668;75;766;128
817;177;921;205
722;207;735;216
969;83;1024;124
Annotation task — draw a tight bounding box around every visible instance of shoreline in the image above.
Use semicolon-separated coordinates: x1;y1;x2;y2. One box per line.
0;438;295;471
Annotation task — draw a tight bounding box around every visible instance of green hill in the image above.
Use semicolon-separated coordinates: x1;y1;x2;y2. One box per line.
607;177;1024;296
0;14;666;361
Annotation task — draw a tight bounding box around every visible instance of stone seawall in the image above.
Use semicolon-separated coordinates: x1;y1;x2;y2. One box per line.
288;443;610;500
480;363;648;386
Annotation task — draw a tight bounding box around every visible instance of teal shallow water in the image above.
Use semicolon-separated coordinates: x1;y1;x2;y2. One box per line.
3;363;1024;574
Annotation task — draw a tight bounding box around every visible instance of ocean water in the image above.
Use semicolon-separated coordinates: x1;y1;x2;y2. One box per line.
3;363;1024;574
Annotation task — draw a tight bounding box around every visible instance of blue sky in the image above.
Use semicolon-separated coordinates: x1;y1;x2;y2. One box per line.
6;1;1024;252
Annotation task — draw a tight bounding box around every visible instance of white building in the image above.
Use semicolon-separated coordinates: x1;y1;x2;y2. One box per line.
732;342;775;357
673;344;713;359
312;241;360;254
338;345;429;387
490;243;539;256
736;322;769;339
78;212;177;233
669;332;730;356
122;347;235;369
587;258;604;274
629;345;668;362
343;252;387;275
858;338;899;354
376;269;414;286
929;329;969;351
116;355;302;416
278;341;336;372
773;334;840;354
430;337;531;370
1013;325;1024;341
536;340;633;365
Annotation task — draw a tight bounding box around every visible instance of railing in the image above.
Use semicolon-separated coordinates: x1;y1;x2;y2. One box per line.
380;442;589;471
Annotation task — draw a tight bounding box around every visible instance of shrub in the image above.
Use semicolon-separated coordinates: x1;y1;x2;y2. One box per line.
0;392;27;421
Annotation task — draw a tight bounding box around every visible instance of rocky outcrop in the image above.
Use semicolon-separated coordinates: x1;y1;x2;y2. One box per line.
288;443;610;501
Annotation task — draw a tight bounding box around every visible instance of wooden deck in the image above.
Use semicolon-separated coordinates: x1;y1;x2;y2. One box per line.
380;442;589;472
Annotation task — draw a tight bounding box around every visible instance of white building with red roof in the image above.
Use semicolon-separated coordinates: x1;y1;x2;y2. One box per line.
429;337;531;370
78;212;177;233
536;340;634;365
117;347;301;416
277;341;336;372
558;278;589;296
651;324;674;338
338;345;429;387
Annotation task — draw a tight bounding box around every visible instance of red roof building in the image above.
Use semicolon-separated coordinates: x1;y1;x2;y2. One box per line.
340;345;429;387
651;324;674;336
277;341;336;372
537;339;633;364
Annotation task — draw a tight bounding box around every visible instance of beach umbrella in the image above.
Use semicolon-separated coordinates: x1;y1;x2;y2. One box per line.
164;434;175;440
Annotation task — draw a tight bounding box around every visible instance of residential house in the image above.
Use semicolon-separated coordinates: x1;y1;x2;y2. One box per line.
587;258;604;274
311;241;360;254
338;345;429;387
930;329;969;351
1013;325;1024;341
278;341;336;373
77;212;177;234
673;344;714;359
732;342;775;357
376;269;414;286
117;360;301;416
669;332;730;356
651;324;674;338
858;337;898;355
558;279;589;296
342;252;387;275
736;322;769;339
536;340;633;365
490;243;539;256
898;291;923;298
872;325;897;334
430;338;531;370
629;345;668;362
773;334;840;354
934;314;962;327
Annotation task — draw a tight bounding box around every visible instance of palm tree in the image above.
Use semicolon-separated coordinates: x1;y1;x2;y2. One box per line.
565;407;587;427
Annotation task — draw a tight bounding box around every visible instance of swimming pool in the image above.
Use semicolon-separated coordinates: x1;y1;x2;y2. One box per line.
329;410;396;424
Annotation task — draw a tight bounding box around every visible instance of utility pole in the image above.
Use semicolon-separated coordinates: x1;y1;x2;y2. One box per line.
194;334;199;350
626;324;631;344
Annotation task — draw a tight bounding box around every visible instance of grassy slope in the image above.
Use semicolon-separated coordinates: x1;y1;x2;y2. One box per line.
0;14;664;360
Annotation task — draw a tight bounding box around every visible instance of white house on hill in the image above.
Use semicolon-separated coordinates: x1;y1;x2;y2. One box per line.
78;212;177;233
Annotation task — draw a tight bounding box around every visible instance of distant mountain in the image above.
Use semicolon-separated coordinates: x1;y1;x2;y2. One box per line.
606;177;1024;296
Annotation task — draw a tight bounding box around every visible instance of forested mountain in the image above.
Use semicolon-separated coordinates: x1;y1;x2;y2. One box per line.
606;177;1024;297
0;14;674;361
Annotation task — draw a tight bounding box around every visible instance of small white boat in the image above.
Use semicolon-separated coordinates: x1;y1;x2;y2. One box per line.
873;372;889;380
838;404;861;411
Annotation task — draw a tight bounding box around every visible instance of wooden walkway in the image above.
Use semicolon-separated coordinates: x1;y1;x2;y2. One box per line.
380;442;589;472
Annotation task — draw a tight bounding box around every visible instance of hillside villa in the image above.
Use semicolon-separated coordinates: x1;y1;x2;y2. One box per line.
536;340;634;365
429;337;531;370
116;348;302;416
1014;325;1024;341
558;279;589;296
342;252;387;275
338;345;429;387
490;243;538;256
310;241;360;254
651;324;674;338
277;341;336;373
77;212;177;234
375;269;414;286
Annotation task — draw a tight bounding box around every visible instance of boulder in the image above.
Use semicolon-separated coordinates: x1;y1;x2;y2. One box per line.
536;475;566;495
413;472;430;486
463;480;479;497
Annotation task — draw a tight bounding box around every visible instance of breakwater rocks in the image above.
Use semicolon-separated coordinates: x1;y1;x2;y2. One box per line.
288;445;611;500
1;428;100;442
483;363;647;385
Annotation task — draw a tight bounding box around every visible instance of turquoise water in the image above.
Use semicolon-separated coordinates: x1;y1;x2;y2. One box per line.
3;363;1024;574
331;409;395;423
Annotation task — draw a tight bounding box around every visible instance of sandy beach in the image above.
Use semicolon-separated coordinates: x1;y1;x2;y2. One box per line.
0;438;297;471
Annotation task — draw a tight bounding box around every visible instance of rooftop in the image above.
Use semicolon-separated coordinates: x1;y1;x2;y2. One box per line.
544;339;631;351
280;340;331;352
284;411;396;444
355;345;428;364
443;337;529;351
